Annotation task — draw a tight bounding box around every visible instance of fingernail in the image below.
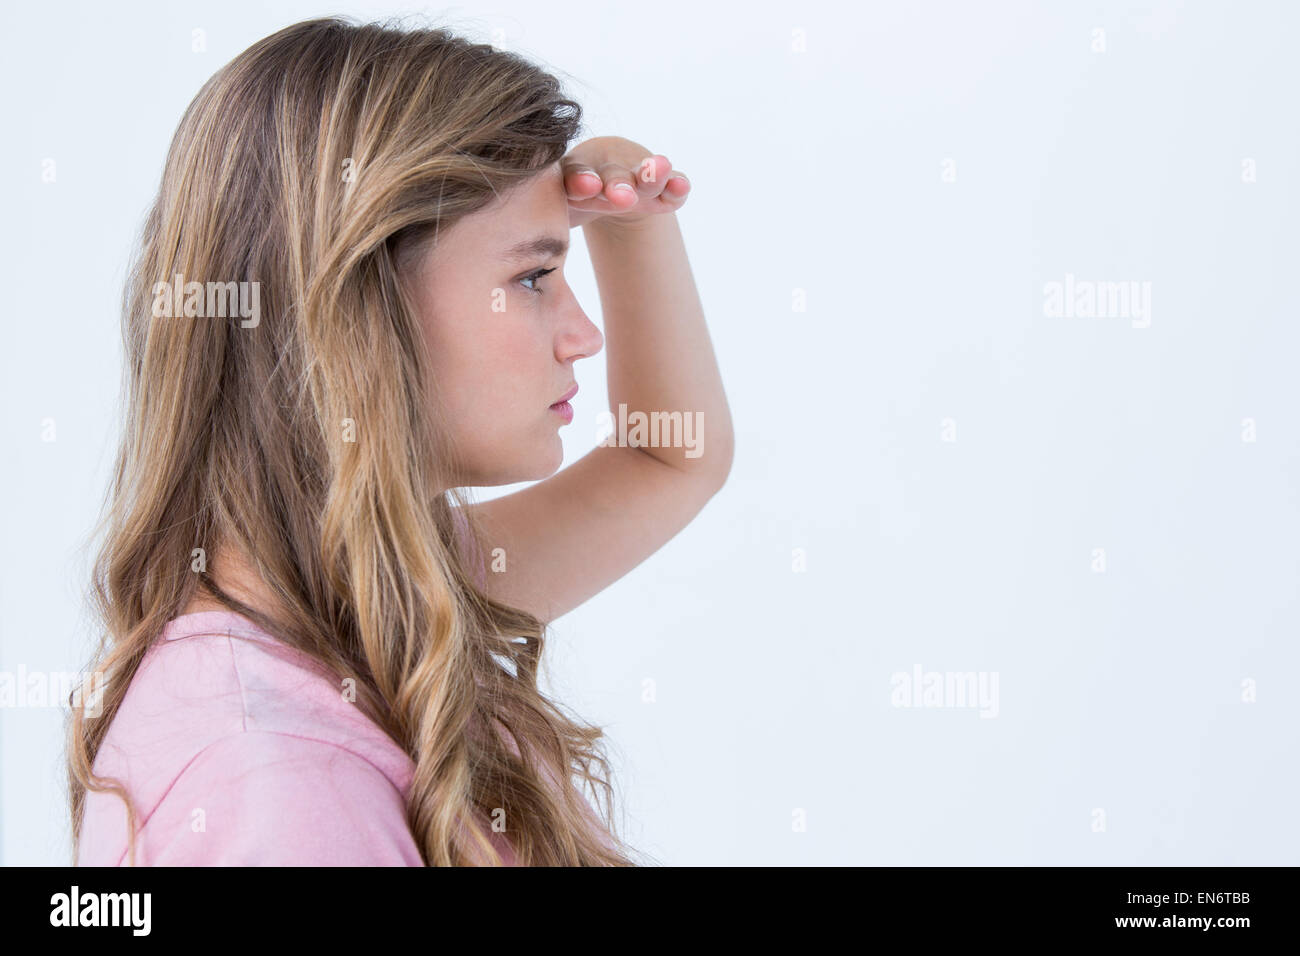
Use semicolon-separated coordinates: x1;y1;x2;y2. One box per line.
613;183;635;194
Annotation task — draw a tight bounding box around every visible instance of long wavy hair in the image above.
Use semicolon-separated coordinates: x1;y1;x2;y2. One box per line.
66;15;639;866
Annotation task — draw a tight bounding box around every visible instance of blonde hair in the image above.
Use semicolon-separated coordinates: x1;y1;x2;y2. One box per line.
67;15;640;866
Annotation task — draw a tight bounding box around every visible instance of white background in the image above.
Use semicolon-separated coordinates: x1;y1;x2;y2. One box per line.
2;0;1297;865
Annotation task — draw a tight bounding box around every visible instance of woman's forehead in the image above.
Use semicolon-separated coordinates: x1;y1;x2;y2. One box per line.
431;164;568;261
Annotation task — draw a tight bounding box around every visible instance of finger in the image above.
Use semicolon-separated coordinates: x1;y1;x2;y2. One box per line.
563;165;604;202
596;161;646;208
632;154;673;190
662;172;690;203
636;171;689;213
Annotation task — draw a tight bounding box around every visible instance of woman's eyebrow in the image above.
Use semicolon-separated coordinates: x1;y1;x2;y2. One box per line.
499;235;568;262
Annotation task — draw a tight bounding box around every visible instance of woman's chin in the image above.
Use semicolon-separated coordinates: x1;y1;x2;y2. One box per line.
459;431;566;486
537;436;565;477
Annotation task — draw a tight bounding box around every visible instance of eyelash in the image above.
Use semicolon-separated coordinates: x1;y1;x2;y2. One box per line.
519;267;557;296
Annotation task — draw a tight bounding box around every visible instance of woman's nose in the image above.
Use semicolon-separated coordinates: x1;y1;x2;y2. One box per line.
557;304;603;362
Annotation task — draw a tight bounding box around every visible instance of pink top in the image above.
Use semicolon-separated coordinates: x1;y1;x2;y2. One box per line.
77;515;616;865
76;609;519;865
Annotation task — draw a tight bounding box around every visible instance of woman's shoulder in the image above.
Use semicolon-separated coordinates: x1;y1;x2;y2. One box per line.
126;610;415;783
90;725;425;865
77;611;419;865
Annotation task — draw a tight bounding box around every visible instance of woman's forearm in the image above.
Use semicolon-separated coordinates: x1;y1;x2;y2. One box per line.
581;211;734;482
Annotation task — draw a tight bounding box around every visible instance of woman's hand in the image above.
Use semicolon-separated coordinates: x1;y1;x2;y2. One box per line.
561;136;691;229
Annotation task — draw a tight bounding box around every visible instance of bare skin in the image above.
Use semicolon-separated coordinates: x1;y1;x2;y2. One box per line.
181;553;272;615
183;136;733;625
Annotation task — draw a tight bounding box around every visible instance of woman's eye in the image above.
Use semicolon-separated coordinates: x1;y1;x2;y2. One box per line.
519;267;557;295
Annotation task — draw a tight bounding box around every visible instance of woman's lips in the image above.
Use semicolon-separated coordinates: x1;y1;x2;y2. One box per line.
549;384;577;424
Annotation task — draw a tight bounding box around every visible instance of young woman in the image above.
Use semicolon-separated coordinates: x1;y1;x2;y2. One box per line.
67;16;732;866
